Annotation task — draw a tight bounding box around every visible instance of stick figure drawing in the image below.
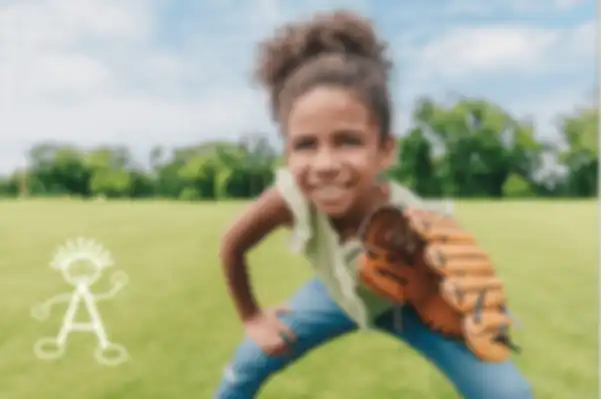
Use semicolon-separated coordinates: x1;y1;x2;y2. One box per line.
31;237;129;366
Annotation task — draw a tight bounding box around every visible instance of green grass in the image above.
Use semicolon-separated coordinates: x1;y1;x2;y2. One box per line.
0;199;597;398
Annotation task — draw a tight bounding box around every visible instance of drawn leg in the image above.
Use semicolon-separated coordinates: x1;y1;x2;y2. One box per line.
81;290;129;366
93;320;129;367
33;310;73;360
33;337;65;360
34;292;81;361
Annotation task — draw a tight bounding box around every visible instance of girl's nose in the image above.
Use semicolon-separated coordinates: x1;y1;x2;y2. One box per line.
313;149;341;177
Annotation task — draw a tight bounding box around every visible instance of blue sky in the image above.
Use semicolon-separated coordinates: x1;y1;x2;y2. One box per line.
0;0;595;173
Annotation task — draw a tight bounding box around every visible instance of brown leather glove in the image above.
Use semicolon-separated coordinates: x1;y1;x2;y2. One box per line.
357;205;520;363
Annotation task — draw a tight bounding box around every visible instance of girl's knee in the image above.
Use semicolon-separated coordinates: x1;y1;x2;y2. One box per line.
488;378;533;399
214;339;288;399
463;372;533;399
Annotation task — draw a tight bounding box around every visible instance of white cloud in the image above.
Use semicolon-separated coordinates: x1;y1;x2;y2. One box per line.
4;89;269;143
393;16;594;139
0;0;150;49
418;27;555;76
0;0;594;175
424;0;590;17
406;19;594;80
4;53;110;103
0;0;270;171
507;89;593;136
0;91;273;172
0;0;152;106
553;0;590;10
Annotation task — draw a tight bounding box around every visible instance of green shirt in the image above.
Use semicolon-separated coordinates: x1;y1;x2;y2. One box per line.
274;168;424;329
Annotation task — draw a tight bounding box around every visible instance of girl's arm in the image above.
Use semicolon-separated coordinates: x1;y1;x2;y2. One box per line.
219;187;293;322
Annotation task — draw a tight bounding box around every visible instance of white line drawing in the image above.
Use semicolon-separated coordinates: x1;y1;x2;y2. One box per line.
31;237;129;366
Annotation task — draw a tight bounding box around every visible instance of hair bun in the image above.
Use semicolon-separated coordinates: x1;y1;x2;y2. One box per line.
255;10;390;93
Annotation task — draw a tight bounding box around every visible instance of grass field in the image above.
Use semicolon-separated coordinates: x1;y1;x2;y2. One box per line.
0;199;597;398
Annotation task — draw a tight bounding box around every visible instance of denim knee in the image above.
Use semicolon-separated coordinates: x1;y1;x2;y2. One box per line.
495;379;533;399
472;374;533;399
214;338;289;399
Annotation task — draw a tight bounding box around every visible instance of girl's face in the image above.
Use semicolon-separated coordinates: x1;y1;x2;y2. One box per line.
284;86;395;218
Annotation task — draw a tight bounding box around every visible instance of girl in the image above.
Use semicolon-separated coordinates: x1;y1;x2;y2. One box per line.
215;10;532;399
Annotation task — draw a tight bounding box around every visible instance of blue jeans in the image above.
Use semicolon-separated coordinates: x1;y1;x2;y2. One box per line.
215;278;532;398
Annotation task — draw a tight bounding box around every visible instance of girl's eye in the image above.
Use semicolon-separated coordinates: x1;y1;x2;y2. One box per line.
337;133;364;147
293;137;316;150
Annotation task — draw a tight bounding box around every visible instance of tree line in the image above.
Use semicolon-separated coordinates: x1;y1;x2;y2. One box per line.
0;96;597;200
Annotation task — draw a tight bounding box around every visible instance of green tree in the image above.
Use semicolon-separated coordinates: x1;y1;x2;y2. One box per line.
12;94;595;201
558;106;598;197
89;169;132;197
503;173;534;197
391;128;441;197
413;97;542;197
85;146;135;198
0;175;18;197
237;133;277;197
27;143;91;196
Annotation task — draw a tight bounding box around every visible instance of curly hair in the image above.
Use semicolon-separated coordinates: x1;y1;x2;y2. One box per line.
254;10;393;139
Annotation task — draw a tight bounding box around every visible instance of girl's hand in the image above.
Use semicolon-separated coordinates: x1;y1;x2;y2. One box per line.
243;305;296;356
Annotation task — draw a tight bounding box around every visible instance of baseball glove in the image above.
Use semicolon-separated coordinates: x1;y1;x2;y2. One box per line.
357;205;520;363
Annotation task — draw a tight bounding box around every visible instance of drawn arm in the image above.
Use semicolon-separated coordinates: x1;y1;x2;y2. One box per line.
31;293;72;320
94;271;129;301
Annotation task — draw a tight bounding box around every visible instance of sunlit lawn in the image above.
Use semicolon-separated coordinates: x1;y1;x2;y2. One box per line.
0;199;596;398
